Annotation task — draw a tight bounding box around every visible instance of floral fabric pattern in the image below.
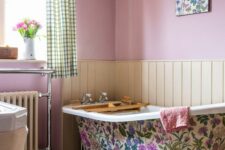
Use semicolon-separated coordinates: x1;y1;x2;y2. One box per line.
77;113;225;150
176;0;209;16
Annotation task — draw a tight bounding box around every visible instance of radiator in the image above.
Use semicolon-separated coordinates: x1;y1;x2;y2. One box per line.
0;91;39;150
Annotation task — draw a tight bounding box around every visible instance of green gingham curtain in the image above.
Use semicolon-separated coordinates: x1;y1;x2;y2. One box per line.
47;0;77;78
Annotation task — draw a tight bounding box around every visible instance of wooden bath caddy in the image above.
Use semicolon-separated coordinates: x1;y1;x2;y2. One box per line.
70;100;148;113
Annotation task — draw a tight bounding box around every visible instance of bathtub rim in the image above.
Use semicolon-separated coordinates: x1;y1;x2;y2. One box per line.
63;103;225;122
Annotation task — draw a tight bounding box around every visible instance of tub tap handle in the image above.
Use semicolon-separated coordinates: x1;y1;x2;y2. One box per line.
98;92;108;103
81;93;94;104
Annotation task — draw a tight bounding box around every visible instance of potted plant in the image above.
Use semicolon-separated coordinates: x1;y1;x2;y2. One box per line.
14;19;41;59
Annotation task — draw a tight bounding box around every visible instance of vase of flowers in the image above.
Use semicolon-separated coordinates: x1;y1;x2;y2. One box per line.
14;19;41;59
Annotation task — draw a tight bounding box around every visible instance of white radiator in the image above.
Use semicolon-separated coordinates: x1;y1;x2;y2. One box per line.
0;91;39;150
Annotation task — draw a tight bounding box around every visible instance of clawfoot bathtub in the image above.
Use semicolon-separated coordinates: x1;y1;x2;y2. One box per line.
63;103;225;150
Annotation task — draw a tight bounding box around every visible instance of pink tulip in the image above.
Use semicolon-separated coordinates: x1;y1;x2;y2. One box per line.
22;24;28;30
16;22;25;29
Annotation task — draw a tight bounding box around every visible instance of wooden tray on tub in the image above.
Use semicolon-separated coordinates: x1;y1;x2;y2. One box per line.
71;101;148;113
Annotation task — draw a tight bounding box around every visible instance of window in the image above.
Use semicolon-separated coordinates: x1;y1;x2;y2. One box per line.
1;0;47;60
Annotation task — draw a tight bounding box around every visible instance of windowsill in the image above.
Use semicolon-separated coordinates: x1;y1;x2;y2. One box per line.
0;59;46;63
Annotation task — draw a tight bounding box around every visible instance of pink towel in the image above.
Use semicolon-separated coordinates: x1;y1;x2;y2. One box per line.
160;107;189;133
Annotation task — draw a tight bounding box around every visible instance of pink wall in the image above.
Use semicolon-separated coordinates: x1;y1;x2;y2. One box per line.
115;0;225;60
77;0;115;60
0;1;115;150
0;62;61;150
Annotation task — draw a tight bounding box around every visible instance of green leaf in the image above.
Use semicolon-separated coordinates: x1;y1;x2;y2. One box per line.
144;132;152;138
171;142;182;149
223;117;225;126
209;114;215;118
172;133;180;139
152;127;156;132
165;143;173;149
119;125;126;137
158;145;164;149
180;132;188;140
136;131;144;137
127;131;134;139
209;131;213;139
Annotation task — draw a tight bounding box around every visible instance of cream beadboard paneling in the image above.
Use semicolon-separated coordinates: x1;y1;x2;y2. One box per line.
142;62;149;103
62;60;115;104
182;62;192;106
212;62;224;104
164;62;173;106
148;62;157;105
173;62;182;106
201;62;212;105
156;62;165;106
115;60;225;106
191;62;201;106
62;60;225;106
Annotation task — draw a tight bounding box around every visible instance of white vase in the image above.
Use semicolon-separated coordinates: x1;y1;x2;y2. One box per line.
24;38;35;60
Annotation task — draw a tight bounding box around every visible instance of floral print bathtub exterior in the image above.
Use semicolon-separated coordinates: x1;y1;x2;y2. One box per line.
77;113;225;150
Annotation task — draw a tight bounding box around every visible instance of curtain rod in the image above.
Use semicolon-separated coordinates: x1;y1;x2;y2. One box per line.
0;68;55;74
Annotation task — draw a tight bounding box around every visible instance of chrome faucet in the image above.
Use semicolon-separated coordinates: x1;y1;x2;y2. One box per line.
81;93;94;104
98;92;108;103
